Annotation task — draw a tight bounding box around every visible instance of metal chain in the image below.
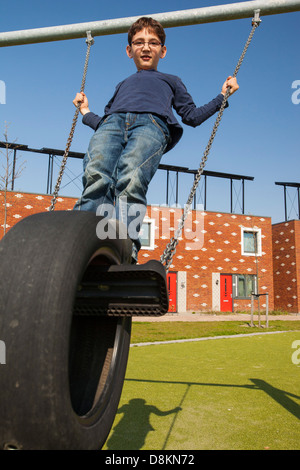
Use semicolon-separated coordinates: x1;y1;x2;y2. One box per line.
49;31;94;211
160;11;261;271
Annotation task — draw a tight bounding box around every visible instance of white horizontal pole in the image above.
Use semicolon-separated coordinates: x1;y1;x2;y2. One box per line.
0;0;300;47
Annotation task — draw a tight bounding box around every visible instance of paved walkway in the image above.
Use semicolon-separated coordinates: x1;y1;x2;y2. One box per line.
132;312;300;322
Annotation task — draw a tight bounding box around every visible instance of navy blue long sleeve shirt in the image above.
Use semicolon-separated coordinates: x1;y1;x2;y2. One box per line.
82;69;227;153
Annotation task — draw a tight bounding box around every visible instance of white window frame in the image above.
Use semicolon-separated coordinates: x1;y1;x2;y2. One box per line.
241;227;262;257
233;273;258;298
140;218;155;250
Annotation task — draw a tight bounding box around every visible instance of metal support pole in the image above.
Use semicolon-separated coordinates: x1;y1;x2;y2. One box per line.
47;154;54;194
166;170;169;206
242;178;245;214
266;293;269;328
204;175;207;211
284;184;287;221
0;1;300;47
11;149;17;190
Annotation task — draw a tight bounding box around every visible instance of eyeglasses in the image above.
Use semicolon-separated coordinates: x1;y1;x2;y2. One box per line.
131;40;163;48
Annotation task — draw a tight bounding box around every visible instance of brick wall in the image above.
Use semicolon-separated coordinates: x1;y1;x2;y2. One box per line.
142;205;274;312
0;191;76;235
272;220;300;313
0;191;275;313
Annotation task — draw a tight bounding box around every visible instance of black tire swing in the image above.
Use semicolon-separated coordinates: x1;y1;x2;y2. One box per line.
0;212;133;450
0;13;261;450
0;32;168;451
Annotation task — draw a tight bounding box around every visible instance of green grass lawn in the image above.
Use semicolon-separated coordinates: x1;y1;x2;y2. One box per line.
104;327;300;450
130;320;300;344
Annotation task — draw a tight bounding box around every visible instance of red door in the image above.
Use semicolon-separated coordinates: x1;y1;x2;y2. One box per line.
220;274;233;312
167;272;177;312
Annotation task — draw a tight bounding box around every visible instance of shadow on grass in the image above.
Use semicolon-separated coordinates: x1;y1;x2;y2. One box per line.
105;398;181;450
250;379;300;421
106;378;300;450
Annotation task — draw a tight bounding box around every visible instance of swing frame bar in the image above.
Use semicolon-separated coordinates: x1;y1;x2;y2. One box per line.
0;0;299;47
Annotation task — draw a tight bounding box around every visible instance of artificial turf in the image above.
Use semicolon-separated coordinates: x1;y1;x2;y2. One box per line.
130;320;300;344
104;329;300;450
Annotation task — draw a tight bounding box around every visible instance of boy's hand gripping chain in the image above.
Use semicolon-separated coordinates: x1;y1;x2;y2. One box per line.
160;10;261;271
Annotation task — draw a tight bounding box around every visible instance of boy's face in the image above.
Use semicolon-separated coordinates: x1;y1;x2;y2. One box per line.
126;28;167;71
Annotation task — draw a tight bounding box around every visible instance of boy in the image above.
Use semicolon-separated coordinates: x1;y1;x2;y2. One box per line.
73;17;239;262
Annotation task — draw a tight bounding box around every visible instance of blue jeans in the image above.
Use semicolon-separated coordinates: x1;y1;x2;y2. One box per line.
73;113;170;255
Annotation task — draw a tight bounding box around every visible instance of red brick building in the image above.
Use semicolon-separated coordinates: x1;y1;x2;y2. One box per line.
272;220;300;313
1;190;278;313
142;205;274;313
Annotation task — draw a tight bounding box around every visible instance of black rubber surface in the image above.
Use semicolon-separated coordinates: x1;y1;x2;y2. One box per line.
0;211;132;449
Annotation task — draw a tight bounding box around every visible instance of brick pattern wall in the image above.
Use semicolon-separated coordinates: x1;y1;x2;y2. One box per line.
0;191;76;235
272;220;300;313
1;191;275;312
142;206;274;312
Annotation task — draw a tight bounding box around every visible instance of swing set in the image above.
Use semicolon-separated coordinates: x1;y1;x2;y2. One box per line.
0;1;299;450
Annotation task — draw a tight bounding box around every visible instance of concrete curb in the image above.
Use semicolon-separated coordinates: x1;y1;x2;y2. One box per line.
130;329;296;347
132;313;300;322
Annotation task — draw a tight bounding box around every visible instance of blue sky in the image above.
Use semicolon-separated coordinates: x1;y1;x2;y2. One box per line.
0;0;299;224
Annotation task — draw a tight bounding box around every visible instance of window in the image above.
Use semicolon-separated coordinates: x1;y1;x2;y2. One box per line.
233;274;257;298
241;227;262;256
140;218;155;250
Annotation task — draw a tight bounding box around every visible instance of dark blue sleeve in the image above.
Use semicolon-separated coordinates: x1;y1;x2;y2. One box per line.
173;78;228;127
82;112;102;130
82;80;124;130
